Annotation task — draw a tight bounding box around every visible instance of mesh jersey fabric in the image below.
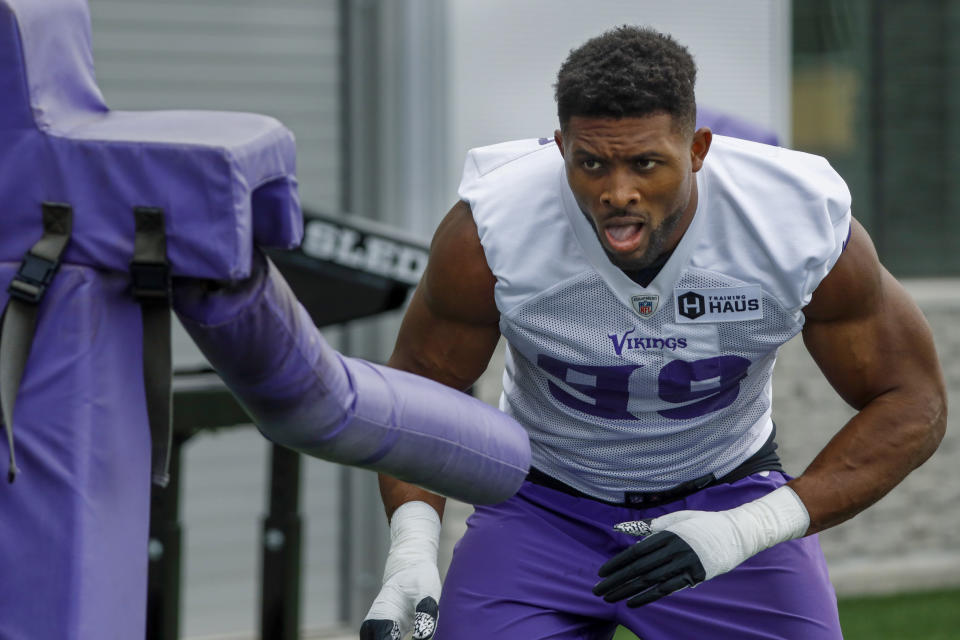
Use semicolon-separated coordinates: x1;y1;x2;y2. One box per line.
458;135;851;501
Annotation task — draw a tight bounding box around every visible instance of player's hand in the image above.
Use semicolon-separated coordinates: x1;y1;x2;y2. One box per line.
593;485;810;607
360;501;442;640
592;510;716;607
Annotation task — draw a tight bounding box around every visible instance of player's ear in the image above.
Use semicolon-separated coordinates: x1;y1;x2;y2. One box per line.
554;129;565;157
690;127;712;172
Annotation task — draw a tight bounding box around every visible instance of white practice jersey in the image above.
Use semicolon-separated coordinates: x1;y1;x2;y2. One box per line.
458;135;851;501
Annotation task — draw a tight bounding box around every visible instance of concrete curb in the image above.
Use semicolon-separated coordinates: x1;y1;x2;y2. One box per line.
829;552;960;597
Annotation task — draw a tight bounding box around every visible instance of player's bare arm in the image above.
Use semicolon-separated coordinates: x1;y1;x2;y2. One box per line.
788;218;947;533
362;200;501;640
380;198;501;519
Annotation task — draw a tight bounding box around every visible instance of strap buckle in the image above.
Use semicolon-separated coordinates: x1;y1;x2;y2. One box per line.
7;252;60;304
130;261;172;303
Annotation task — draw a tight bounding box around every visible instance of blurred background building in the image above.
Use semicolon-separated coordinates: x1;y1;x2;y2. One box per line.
83;0;959;636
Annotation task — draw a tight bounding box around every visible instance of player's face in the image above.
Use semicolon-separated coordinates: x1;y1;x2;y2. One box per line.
556;113;711;271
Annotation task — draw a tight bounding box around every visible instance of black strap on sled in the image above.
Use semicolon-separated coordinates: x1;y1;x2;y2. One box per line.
0;202;73;483
130;206;173;488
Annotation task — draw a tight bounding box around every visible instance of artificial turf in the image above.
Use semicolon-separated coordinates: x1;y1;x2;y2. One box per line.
611;587;960;639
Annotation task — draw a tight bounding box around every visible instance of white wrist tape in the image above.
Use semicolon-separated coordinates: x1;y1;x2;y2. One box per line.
728;485;810;554
660;486;810;581
364;501;442;630
385;500;442;575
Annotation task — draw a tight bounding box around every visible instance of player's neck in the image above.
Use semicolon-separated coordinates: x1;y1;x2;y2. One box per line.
670;175;700;250
624;248;674;287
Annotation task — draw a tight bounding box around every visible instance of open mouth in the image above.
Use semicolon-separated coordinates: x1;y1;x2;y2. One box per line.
604;221;646;253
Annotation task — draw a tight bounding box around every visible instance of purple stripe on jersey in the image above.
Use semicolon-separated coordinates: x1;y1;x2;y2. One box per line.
842;222;852;251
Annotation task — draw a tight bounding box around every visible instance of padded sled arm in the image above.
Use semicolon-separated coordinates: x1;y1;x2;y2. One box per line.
173;252;530;505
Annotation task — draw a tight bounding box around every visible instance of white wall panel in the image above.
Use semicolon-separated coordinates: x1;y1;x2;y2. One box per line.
446;0;791;195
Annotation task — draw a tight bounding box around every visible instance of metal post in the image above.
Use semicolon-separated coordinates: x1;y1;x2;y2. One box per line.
146;436;183;640
146;372;255;639
259;443;303;640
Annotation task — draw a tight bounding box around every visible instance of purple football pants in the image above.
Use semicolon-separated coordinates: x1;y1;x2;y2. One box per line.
436;472;842;639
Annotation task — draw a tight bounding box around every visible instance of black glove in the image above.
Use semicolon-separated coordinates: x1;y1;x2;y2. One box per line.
593;526;705;607
360;597;439;640
594;487;811;607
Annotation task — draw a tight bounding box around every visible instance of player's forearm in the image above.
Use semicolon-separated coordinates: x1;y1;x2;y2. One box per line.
371;356;454;523
787;386;946;535
379;474;446;522
377;329;491;522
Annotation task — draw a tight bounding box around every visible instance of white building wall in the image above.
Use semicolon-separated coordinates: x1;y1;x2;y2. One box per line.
445;0;792;197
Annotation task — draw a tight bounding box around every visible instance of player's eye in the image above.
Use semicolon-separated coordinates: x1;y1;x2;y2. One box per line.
581;158;603;171
636;159;657;171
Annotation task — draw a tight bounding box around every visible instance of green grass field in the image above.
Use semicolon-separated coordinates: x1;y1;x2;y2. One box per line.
612;588;960;640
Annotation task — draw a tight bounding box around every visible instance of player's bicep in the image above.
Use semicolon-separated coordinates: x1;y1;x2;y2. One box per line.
388;201;500;390
801;218;941;410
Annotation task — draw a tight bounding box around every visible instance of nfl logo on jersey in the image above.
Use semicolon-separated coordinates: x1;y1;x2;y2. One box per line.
631;294;659;318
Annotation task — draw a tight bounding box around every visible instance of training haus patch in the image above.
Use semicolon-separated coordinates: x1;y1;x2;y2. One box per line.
674;285;763;323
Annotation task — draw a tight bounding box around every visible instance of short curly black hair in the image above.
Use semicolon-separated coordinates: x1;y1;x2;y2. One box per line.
555;26;697;134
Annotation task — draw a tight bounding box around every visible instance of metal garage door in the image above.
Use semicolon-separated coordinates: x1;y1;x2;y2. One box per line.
88;0;341;211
